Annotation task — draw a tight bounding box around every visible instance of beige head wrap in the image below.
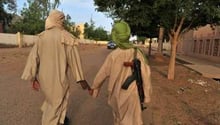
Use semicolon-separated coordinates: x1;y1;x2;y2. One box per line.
45;10;65;30
44;9;78;46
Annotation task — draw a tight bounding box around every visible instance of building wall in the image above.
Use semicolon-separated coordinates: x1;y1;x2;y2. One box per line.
76;23;84;39
179;25;220;63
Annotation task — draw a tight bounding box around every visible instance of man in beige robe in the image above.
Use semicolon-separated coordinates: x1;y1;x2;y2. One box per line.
90;21;152;125
21;10;88;125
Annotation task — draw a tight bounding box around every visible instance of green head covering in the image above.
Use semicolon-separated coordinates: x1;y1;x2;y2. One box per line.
111;20;148;63
111;20;134;49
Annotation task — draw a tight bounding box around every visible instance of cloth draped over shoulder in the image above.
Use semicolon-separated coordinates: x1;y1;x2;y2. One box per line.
21;10;84;125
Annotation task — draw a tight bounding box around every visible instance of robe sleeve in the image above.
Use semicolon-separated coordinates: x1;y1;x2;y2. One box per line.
139;53;152;103
67;45;85;82
91;54;112;98
21;41;39;81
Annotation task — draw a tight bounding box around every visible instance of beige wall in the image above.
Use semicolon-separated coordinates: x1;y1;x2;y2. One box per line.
76;23;84;39
146;38;171;51
23;34;37;46
0;33;17;45
0;32;107;47
178;25;220;63
0;33;38;47
147;24;219;63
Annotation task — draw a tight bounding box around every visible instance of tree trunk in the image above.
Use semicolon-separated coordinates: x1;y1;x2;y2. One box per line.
167;34;178;80
157;27;164;53
167;17;185;80
148;38;152;56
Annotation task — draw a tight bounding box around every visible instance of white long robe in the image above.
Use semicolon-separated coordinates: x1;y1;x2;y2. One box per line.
92;48;152;125
21;27;84;125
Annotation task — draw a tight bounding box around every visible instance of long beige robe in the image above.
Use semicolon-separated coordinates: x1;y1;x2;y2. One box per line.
21;27;84;125
92;48;152;125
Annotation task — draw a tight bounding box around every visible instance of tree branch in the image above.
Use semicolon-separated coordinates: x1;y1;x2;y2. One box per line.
176;16;185;35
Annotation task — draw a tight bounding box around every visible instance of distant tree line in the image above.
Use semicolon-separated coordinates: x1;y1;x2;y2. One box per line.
0;0;110;41
84;19;111;41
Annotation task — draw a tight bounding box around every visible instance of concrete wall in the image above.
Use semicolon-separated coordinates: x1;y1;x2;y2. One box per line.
22;34;37;46
0;33;38;47
0;33;17;45
178;25;220;63
0;32;108;47
146;25;219;63
147;37;171;51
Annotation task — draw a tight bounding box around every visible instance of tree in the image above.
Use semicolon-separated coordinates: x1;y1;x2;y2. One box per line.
7;0;61;34
93;27;110;41
11;0;45;34
84;19;95;39
154;0;220;79
36;0;60;18
63;14;81;38
94;0;220;80
84;19;110;41
94;0;157;37
0;0;16;32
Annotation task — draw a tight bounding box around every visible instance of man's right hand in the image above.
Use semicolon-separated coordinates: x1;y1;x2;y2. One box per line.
88;89;93;96
32;79;40;91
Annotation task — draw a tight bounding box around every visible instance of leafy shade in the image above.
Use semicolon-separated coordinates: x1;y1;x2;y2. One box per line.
0;0;16;31
6;0;62;35
94;0;220;37
154;0;220;35
94;0;157;37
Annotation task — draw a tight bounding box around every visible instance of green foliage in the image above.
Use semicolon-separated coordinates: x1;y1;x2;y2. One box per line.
93;27;110;41
94;0;220;37
63;14;81;38
0;0;16;12
94;0;156;37
0;0;16;31
7;0;45;34
84;19;110;41
6;0;62;35
137;36;147;44
84;19;95;39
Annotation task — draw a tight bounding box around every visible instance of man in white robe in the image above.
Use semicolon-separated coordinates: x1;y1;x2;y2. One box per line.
21;10;88;125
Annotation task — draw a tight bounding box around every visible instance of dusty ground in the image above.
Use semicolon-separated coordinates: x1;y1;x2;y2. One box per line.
0;44;220;125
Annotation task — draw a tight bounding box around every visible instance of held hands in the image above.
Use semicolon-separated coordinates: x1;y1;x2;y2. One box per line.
77;80;91;90
76;80;94;96
32;79;40;91
88;89;93;96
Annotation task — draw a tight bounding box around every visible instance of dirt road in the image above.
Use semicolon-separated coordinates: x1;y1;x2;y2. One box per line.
0;44;220;125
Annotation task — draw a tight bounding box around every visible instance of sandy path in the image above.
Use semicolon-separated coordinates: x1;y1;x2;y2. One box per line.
1;45;220;125
0;45;114;125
